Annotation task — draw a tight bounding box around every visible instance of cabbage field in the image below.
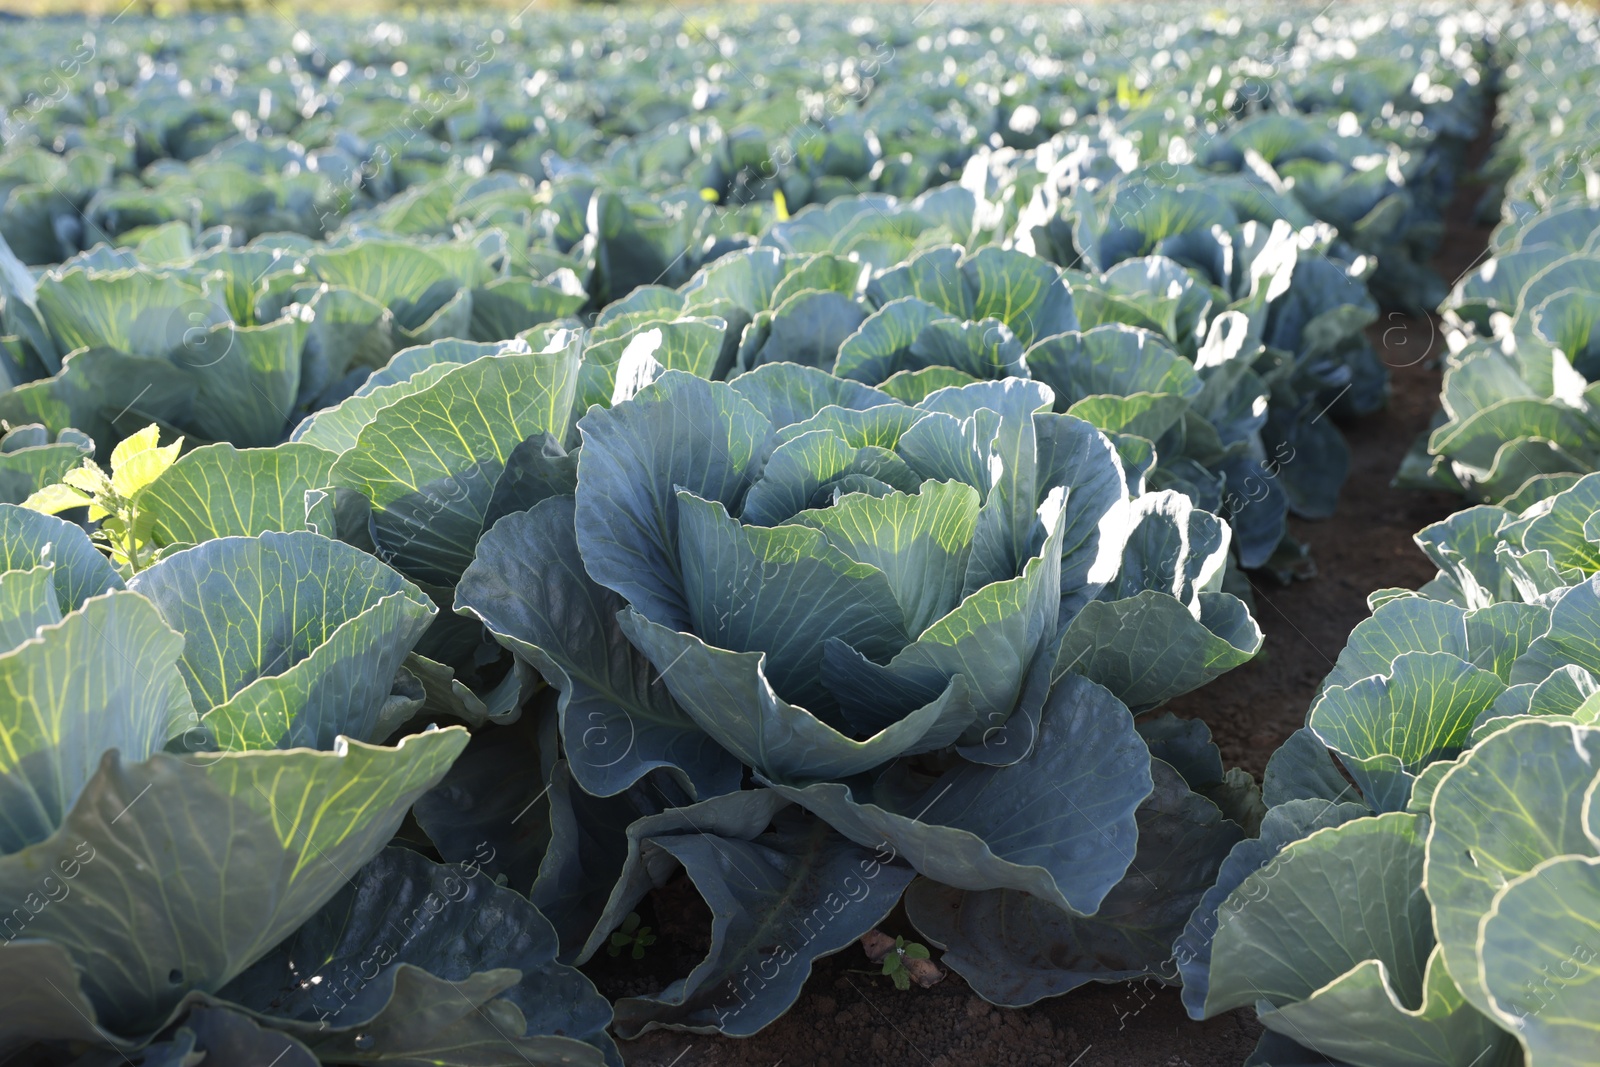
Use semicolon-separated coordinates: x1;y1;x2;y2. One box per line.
0;2;1597;1065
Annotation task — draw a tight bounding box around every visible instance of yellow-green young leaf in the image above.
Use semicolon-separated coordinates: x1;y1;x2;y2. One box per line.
109;424;162;467
96;516;139;571
21;481;93;515
109;424;183;498
60;462;113;500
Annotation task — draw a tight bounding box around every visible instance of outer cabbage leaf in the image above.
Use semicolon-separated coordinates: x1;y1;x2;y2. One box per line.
1055;590;1261;712
903;760;1243;1007
607;806;915;1038
1207;813;1513;1067
0;502;124;610
129;532;435;750
139;442;337;545
1513;574;1600;685
620;608;975;783
1479;854;1600;1066
456;496;742;799
0;590;192;852
220;846;617;1065
1308;651;1506;812
0;728;466;1037
1176;797;1370;1017
574;371;775;632
763;673;1152;920
329;348;580;586
1426;720;1600;1019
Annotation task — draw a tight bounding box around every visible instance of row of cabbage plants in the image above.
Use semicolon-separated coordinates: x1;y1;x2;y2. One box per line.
0;6;1492;571
1189;474;1600;1067
1197;8;1600;1066
1401;4;1600;508
0;303;1266;1065
0;5;1484;298
0;5;1532;1067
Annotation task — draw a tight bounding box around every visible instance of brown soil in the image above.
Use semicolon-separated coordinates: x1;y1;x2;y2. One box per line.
614;109;1499;1067
615;947;1260;1067
1163;112;1499;779
1162;308;1465;778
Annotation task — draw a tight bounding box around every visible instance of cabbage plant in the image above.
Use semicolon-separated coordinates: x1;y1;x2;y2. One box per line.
453;365;1262;1031
0;6;1505;1061
618;233;1348;568
0;232;586;455
1400;32;1600;514
1182;472;1600;1067
1405;229;1600;509
0;505;617;1065
1020;167;1383;565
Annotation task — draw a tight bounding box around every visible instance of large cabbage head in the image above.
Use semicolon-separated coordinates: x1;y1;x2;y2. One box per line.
568;366;1130;782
